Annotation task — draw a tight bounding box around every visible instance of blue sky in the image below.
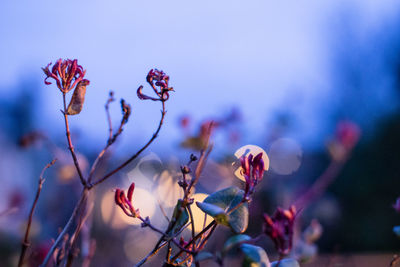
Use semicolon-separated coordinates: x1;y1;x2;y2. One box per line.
1;0;399;154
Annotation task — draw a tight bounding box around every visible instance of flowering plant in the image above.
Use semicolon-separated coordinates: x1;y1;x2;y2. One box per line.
13;59;361;267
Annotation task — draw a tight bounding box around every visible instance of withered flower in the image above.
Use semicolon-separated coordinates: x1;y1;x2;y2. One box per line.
240;152;264;199
114;182;139;217
42;59;89;93
137;69;173;101
263;206;297;256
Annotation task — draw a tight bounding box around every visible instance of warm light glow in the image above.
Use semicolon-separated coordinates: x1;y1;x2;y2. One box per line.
156;170;184;208
233;145;269;181
101;190;135;229
101;187;157;228
124;228;159;263
189;193;213;234
269;138;302;175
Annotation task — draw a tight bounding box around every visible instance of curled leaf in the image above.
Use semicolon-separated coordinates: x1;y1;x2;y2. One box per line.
67;80;90;115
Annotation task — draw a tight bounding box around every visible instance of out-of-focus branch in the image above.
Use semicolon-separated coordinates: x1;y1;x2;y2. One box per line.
40;188;89;267
18;159;57;267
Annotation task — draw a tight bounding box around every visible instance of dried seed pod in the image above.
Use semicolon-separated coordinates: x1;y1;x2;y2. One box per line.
67;79;90;115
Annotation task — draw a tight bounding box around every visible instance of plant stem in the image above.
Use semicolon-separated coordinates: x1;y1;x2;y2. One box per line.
18;159;57;267
293;160;345;210
62;93;87;187
91;101;166;187
40;188;89;267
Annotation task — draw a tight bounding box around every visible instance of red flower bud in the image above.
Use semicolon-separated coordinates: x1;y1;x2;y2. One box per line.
114;182;139;217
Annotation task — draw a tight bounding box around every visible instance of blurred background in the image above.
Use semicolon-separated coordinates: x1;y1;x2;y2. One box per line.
2;0;400;266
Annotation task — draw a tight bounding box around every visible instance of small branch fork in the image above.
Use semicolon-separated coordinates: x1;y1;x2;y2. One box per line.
133;124;238;267
18;159;57;267
40;90;168;266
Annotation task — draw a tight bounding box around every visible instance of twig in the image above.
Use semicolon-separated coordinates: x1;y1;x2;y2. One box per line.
170;221;217;262
40;188;89;267
138;216;192;254
91;101;166;187
293;160;345;210
134;223;191;267
62;93;87;187
0;207;18;217
64;200;94;267
87;93;130;183
18;159;57;267
105;91;115;141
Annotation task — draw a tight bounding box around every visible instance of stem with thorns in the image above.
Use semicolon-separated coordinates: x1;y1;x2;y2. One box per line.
18;159;57;267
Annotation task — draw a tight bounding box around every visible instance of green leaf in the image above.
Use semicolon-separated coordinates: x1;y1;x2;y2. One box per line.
195;251;214;262
203;186;249;233
240;244;270;267
167;199;189;236
223;234;251;253
271;259;300;267
196;202;228;224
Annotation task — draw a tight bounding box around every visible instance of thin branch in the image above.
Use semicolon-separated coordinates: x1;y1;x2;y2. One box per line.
64;200;94;267
138;216;192;254
18;159;57;267
91;100;166;187
293;160;345;210
62;93;87;187
170;221;217;262
40;188;89;267
134;223;191;267
187;205;196;249
135;241;168;267
87;92;119;183
105;91;115;141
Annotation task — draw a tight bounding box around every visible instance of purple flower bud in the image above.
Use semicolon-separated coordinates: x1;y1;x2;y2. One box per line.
240;152;265;198
263;205;297;256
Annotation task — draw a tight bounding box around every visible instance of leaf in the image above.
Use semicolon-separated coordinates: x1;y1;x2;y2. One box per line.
240;244;270;267
67;80;89;115
203;186;249;233
271;259;300;267
195;251;214;262
196;202;228;224
167;199;189;236
223;234;251;253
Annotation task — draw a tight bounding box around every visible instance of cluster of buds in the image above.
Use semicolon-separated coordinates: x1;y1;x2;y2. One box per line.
240;152;265;200
114;182;139;218
137;69;173;101
42;59;89;93
263;206;297;256
327;121;361;162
